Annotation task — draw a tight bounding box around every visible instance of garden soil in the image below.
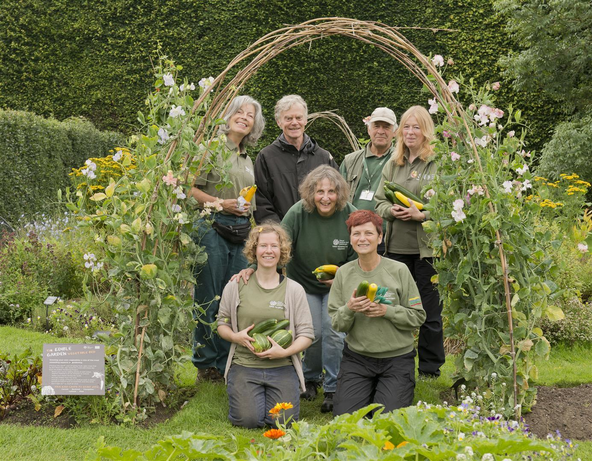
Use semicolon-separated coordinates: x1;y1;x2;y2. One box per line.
2;385;591;441
523;384;592;441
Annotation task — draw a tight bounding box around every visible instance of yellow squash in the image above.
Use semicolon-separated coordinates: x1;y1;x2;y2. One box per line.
394;191;424;210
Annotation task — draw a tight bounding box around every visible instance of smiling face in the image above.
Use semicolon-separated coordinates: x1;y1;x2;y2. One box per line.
256;232;281;269
402;115;426;151
350;221;382;256
367;121;395;151
277;103;307;145
314;178;338;217
228;103;255;140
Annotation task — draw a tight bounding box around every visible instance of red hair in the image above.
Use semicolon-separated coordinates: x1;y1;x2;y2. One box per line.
346;210;383;235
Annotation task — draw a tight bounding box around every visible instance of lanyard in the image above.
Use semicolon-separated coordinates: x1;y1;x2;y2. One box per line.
362;154;389;188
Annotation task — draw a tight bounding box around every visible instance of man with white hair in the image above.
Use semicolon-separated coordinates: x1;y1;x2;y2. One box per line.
340;107;397;254
254;94;338;224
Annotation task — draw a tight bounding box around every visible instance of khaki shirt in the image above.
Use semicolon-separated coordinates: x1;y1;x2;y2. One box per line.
194;139;256;213
374;153;437;258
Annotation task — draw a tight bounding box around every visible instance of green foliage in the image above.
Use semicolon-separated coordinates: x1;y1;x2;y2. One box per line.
42;299;116;339
0;227;83;324
0;0;558;160
426;78;559;416
86;403;570;460
495;0;592;114
66;55;223;415
535;115;592;200
540;298;592;346
0;348;42;419
0;109;123;224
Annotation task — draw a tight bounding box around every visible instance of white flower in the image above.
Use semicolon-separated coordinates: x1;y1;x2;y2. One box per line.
452;209;466;222
163;73;175;87
468;185;485;196
502;181;513;194
448;80;459;93
521;179;532;191
453;199;464;211
173;186;186;200
491;372;497;379
432;54;444;67
174;213;188;224
171;204;182;213
474;136;489;147
63;326;69;331
198;76;215;89
467;158;474;164
516;164;529;175
169;105;186;118
428;98;439;114
507;130;515;138
456;455;467;461
578;243;589;253
464;446;474;456
450;151;461;161
158;128;169;145
85;159;97;170
180;82;195;91
112;150;123;162
458;432;465;441
482;454;494;461
424;189;436;200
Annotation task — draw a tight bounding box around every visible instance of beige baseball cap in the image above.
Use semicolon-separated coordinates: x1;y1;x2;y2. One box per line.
368;107;397;127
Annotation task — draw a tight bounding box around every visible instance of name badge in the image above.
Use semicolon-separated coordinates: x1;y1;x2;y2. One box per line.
360;190;374;201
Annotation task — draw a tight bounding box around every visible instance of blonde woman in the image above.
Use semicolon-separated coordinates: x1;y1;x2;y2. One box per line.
217;222;313;428
374;105;445;378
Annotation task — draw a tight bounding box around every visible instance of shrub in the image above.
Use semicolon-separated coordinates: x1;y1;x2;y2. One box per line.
540;298;592;346
536;114;592;202
0;215;89;324
0;109;123;224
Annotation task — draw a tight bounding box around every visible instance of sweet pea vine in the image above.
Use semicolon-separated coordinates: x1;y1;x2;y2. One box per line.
66;53;233;417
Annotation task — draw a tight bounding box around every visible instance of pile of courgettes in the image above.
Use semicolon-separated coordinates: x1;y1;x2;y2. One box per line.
383;181;425;210
248;318;293;352
355;280;392;305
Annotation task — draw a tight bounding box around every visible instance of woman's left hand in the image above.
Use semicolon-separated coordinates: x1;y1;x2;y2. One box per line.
391;201;425;222
254;337;288;360
363;302;388;318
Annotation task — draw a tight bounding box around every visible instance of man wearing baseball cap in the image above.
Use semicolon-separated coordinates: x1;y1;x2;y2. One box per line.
340;107;397;254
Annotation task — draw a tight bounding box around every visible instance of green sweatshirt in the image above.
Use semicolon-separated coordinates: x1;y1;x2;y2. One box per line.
281;200;358;295
374;154;436;258
328;257;426;358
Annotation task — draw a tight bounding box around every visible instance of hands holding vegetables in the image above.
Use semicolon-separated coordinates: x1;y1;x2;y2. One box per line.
347;281;392;317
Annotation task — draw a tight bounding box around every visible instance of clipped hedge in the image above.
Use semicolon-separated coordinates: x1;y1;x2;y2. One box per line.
0;0;560;161
0;110;123;224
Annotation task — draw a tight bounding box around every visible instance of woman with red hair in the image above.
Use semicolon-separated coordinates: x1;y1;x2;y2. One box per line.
328;210;426;415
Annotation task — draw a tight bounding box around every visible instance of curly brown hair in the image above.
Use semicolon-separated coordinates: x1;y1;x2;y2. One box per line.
298;165;349;213
243;221;292;266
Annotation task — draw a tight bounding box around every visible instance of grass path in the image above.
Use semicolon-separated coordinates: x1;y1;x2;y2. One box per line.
1;326;591;460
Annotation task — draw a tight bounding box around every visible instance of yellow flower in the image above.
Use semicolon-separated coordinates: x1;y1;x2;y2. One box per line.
397;441;409;448
383;441;395;450
534;176;548;182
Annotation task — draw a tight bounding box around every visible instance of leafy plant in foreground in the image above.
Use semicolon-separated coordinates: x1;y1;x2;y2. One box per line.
0;348;42;419
86;402;572;460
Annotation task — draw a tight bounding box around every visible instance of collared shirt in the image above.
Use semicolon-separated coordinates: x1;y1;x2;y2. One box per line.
194;138;256;213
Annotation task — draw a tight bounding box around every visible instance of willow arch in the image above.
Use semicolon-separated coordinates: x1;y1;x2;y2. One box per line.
154;17;518;412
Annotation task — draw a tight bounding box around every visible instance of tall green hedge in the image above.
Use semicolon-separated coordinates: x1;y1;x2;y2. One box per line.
0;0;560;161
0;110;123;225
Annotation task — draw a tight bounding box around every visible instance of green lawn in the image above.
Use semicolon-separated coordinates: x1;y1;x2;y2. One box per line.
0;326;590;460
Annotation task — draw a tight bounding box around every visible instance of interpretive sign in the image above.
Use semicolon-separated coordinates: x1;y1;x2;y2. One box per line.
41;344;105;396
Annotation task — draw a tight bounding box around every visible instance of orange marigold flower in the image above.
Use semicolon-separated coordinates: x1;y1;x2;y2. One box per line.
383;441;395;450
269;402;294;416
263;428;286;439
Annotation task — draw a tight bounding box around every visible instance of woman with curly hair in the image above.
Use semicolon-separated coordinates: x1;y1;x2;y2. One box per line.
217;222;313;428
374;105;445;378
235;165;357;413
